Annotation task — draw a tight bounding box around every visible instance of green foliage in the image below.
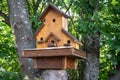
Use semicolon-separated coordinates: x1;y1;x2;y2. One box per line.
99;0;120;79
30;11;42;32
0;0;8;14
0;22;22;80
67;69;78;80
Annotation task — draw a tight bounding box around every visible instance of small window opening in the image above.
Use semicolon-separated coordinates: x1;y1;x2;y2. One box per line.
38;37;44;44
51;40;54;44
53;19;56;22
63;40;71;46
40;37;43;41
67;40;70;44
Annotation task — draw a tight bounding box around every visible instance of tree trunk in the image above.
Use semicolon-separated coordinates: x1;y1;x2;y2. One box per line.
7;0;37;79
109;69;120;80
81;33;100;80
40;70;67;80
7;0;67;80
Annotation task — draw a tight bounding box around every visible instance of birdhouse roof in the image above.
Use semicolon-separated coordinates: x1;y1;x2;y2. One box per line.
39;3;71;20
62;29;82;45
44;32;61;42
34;23;45;38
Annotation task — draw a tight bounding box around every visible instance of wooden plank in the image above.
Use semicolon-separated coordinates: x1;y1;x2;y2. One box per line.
33;56;77;69
66;57;76;69
33;58;38;69
36;57;64;69
61;57;67;69
22;46;86;59
72;48;86;59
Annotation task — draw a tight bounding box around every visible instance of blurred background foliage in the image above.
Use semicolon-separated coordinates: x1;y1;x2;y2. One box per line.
0;22;22;80
0;0;120;80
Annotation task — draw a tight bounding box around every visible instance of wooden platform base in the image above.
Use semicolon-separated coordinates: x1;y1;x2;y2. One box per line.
22;46;86;59
21;46;86;69
33;57;76;69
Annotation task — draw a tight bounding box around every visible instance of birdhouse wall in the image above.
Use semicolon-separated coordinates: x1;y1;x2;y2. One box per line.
35;25;46;48
36;42;47;48
43;9;62;34
57;33;79;49
62;17;68;31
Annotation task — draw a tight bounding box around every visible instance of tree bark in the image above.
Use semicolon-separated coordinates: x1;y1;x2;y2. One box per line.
109;69;120;80
81;33;100;80
7;0;67;80
7;0;37;79
40;70;67;80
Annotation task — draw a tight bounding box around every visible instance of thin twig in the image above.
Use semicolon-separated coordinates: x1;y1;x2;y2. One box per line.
65;1;73;13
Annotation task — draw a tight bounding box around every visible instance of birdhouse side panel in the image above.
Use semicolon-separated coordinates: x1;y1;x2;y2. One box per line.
62;17;68;31
63;33;79;49
36;26;47;48
57;33;79;49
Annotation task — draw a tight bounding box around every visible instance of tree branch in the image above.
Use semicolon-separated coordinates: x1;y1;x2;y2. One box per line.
0;10;10;26
32;0;35;13
63;1;68;9
40;2;46;13
65;1;73;13
34;0;41;13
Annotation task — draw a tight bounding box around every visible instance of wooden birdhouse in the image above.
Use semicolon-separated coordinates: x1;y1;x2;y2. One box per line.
22;3;86;69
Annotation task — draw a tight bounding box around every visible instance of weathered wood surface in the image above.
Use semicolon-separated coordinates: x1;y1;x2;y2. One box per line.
33;57;76;69
22;46;86;59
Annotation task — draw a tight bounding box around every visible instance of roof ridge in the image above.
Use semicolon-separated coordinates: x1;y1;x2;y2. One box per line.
44;32;61;42
39;3;71;20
